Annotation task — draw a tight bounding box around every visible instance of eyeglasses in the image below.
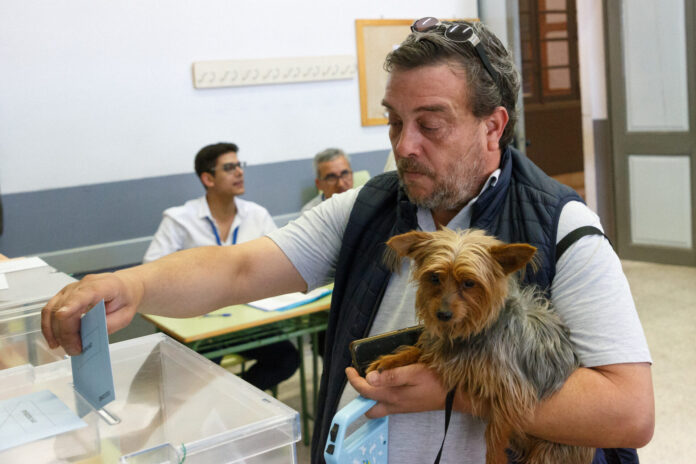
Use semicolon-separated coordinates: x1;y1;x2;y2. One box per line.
411;17;501;88
320;170;353;184
211;161;246;173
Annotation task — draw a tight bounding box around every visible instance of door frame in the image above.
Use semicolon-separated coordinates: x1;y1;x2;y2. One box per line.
605;0;696;265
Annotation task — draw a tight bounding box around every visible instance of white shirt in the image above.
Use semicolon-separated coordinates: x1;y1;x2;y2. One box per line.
143;196;277;263
269;176;651;464
301;193;324;213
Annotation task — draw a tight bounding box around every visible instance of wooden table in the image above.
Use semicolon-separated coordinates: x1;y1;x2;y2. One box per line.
142;290;332;445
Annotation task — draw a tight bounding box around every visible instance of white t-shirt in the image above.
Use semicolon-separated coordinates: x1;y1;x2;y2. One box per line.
268;178;651;463
144;196;277;263
300;193;324;213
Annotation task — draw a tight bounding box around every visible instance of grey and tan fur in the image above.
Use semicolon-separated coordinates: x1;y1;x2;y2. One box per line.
369;228;594;464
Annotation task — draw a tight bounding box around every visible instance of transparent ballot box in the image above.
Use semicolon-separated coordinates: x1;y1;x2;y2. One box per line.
0;262;75;311
0;302;67;370
0;333;301;463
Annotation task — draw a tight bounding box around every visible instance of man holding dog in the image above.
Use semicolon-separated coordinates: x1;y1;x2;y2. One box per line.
42;17;653;464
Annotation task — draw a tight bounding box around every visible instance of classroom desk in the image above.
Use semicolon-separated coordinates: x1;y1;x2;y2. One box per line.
142;292;331;446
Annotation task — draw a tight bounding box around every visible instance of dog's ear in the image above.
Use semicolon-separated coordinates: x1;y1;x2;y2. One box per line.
490;243;537;275
386;231;432;258
384;231;430;272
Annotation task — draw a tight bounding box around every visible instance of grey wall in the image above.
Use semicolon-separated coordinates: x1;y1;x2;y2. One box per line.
0;149;390;262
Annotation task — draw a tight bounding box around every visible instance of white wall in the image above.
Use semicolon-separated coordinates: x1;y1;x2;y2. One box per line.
576;0;609;212
576;0;608;121
0;0;477;195
478;0;509;47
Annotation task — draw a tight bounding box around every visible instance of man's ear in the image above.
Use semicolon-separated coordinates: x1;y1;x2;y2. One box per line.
489;243;536;275
315;178;322;191
201;172;215;189
485;106;509;151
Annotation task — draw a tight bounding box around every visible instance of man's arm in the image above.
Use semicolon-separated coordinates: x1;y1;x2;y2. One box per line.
42;237;306;355
347;227;655;448
347;361;654;448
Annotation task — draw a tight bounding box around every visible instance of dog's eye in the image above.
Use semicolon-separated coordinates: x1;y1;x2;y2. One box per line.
429;273;440;284
461;279;476;289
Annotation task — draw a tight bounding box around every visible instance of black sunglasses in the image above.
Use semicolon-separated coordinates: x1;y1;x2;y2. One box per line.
411;17;501;88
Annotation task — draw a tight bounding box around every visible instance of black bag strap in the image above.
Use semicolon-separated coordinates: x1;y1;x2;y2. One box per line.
433;388;457;464
555;226;611;263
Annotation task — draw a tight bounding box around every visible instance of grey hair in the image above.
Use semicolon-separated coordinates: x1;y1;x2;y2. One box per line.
384;21;520;148
312;148;350;178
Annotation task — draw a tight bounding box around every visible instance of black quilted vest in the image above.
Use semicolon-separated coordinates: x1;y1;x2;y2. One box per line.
310;147;632;463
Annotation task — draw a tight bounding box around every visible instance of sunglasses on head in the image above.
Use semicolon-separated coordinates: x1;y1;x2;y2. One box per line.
411;17;501;88
210;161;246;173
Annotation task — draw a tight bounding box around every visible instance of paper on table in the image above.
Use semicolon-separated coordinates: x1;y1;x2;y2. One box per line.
0;389;87;452
71;300;115;410
0;256;48;274
0;273;8;290
248;287;332;312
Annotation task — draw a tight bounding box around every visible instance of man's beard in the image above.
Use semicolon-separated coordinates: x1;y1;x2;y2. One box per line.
396;156;485;211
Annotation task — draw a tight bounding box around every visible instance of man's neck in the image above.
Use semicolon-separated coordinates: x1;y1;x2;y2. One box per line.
206;192;237;222
431;208;460;228
428;174;492;227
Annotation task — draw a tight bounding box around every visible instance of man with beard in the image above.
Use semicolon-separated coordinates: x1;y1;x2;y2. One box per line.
42;19;652;464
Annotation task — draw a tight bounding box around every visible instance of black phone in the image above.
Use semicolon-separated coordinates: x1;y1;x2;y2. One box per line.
349;325;423;376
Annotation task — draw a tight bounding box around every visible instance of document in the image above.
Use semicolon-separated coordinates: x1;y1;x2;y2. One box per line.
71;300;115;410
0;256;48;274
0;389;87;452
0;273;7;290
248;287;332;312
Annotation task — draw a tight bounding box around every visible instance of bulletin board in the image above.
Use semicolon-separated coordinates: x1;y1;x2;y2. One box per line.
355;18;479;127
355;19;413;126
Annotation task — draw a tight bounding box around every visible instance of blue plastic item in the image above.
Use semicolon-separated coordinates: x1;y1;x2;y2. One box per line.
324;395;388;464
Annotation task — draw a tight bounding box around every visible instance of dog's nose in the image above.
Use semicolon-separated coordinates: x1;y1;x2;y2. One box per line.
436;310;453;322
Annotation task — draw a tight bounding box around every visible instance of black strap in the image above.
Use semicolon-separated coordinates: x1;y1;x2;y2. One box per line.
434;388;457;464
555;226;611;263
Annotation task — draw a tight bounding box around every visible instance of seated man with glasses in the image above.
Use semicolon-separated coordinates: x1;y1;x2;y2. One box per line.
301;148;353;213
144;142;300;393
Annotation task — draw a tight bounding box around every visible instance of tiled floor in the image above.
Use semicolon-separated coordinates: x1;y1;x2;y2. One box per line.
274;259;696;464
623;260;696;464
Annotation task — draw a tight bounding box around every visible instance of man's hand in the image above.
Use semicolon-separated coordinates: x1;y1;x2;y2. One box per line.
346;364;466;418
41;270;143;356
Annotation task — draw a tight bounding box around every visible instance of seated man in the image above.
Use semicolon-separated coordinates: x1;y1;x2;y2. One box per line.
144;142;299;392
301;148;353;213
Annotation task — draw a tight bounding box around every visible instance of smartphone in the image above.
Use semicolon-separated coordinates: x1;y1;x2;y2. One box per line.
349;325;423;376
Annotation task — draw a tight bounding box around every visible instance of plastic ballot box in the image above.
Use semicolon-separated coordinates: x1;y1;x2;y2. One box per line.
0;258;75;310
0;302;67;370
0;333;301;463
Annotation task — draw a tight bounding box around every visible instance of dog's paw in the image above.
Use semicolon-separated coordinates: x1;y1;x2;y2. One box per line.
366;345;422;373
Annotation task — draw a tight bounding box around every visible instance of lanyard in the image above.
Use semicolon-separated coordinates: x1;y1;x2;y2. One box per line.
205;217;238;246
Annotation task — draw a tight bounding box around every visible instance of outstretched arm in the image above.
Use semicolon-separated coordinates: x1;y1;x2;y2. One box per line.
42;237;306;355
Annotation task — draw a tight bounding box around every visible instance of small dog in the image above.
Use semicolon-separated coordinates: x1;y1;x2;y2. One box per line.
368;228;594;464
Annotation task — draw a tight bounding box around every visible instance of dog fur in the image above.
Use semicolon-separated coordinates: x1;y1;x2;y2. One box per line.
367;228;594;464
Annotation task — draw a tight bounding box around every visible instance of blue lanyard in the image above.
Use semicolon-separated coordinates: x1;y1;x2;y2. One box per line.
205;217;238;245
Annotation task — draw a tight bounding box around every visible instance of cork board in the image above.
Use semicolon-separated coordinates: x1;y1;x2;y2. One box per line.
355;19;413;126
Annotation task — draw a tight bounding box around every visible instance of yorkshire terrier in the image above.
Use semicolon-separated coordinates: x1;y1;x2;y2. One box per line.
368;228;594;464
